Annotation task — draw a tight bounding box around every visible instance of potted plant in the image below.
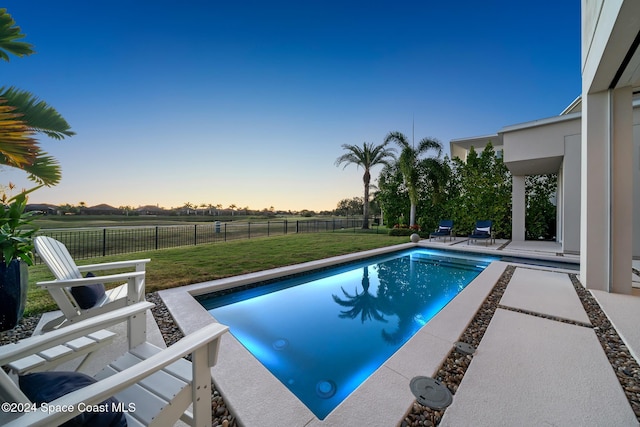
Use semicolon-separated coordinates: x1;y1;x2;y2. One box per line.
0;186;39;331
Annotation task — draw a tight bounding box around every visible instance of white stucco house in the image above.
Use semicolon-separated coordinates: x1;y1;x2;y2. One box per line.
451;0;640;295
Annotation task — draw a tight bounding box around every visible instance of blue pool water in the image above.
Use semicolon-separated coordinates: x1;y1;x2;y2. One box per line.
198;248;499;419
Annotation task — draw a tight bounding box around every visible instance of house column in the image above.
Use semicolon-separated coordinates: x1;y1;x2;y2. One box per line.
610;87;633;294
580;87;633;293
512;175;525;241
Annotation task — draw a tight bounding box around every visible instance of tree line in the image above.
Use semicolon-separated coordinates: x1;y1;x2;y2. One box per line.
336;133;557;240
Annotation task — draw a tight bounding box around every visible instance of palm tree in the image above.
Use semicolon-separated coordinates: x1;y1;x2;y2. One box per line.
119;205;133;216
335;142;395;229
384;131;443;227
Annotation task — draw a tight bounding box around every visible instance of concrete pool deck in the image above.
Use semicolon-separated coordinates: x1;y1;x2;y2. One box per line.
156;238;640;426
34;238;640;425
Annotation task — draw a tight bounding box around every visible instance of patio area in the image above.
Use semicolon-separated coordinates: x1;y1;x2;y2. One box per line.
21;238;640;426
156;238;640;426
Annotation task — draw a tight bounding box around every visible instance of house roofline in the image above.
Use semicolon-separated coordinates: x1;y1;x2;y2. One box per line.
498;111;582;134
559;95;582;115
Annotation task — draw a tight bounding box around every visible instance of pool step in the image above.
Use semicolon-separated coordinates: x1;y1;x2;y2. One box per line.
410;254;488;272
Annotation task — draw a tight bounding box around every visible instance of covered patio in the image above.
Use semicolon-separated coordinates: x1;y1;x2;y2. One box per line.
450;0;640;295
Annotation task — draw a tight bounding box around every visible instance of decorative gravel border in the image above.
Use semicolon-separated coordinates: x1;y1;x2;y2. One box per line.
0;314;41;346
399;266;640;426
569;274;640;418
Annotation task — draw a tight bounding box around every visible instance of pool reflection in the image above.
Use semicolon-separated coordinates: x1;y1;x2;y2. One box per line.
332;267;390;324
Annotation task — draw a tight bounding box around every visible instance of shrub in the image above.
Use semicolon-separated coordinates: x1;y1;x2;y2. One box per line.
388;228;412;236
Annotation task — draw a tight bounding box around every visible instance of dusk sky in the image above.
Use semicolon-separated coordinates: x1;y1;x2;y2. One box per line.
2;1;581;212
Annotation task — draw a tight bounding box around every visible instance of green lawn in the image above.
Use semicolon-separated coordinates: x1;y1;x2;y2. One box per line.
26;232;404;315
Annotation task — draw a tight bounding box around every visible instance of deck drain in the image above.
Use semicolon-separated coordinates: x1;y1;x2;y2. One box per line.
409;376;452;409
316;380;337;398
454;341;476;355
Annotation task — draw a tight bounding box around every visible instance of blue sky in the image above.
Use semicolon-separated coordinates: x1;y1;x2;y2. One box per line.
2;1;581;212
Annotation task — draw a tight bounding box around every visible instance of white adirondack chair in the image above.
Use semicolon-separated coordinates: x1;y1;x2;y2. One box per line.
0;301;229;427
34;236;151;332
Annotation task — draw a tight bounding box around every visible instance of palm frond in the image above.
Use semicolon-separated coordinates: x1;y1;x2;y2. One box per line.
0;87;74;139
417;137;443;157
21;152;61;186
0;8;35;61
0;99;38;168
335;142;395;170
384;131;410;149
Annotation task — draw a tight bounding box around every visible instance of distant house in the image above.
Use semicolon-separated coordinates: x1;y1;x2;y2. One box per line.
25;203;58;215
136;205;168;215
84;204;120;215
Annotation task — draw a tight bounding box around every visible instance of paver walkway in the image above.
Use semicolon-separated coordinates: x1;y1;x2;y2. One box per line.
440;266;638;426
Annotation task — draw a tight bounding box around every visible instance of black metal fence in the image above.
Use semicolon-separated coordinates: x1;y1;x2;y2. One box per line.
35;218;382;261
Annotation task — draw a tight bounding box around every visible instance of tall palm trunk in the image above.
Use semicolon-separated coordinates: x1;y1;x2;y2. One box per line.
406;183;418;227
362;169;370;229
409;203;417;228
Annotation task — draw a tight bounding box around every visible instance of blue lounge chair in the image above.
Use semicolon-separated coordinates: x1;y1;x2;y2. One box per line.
429;220;454;242
468;220;495;246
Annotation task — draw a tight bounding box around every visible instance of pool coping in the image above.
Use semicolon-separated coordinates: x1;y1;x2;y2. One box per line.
158;242;579;426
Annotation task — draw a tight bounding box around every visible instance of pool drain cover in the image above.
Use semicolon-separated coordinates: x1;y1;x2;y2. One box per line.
272;338;289;350
454;341;476;355
316;380;337;399
409;376;452;409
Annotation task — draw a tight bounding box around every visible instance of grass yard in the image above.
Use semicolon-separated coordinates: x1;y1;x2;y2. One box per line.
26;232;404;315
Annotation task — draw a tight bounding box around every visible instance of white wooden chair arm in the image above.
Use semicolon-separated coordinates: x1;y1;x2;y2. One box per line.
77;259;150;272
36;271;146;289
0;302;154;366
3;322;229;427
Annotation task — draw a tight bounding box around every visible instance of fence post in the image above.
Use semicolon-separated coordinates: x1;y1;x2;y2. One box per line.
224;223;227;242
155;226;159;250
102;228;106;257
284;219;287;234
248;222;251;239
267;221;270;236
194;224;197;245
296;220;299;233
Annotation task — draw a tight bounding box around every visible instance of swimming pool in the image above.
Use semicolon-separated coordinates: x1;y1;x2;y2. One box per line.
198;248;499;419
